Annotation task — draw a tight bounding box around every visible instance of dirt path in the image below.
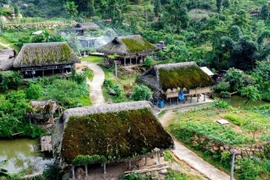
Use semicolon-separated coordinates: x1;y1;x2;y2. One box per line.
82;61;105;105
159;110;231;180
0;42;11;49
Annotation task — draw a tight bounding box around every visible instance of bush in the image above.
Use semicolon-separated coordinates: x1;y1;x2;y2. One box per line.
220;91;230;98
143;56;157;67
26;83;43;100
111;84;122;97
0;71;23;92
215;81;230;92
131;85;152;101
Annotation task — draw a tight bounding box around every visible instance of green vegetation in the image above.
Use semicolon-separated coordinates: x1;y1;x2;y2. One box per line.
62;108;173;163
169;105;270;179
82;56;104;63
0;70;91;138
131;85;152;101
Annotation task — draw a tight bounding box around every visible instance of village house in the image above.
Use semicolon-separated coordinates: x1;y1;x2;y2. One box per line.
137;62;215;106
13;42;80;78
72;22;100;36
52;101;174;178
97;35;158;66
0;49;16;71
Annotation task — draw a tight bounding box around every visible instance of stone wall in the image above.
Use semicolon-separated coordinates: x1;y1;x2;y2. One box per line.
191;133;269;160
3;21;76;30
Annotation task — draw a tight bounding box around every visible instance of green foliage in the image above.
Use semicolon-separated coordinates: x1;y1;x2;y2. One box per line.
42;163;64;180
170;121;249;145
42;78;89;107
131;85;152;101
215;81;230;92
0;91;44;138
240;85;261;104
72;154;107;166
0;71;23;92
143;56;157;67
164;151;173;161
224;114;243;126
25;83;43;100
64;1;78;18
224;68;244;91
219;91;230;98
261;5;269;21
236;158;265;180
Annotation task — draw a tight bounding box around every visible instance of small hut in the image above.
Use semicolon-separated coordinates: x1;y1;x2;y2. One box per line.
53;101;174;176
97;35;158;66
26;100;62;124
72;22;100;35
137;62;215;105
13;42;80;78
0;49;16;71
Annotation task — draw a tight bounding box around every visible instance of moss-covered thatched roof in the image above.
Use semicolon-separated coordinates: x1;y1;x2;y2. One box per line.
96;35;157;55
59;101;174;164
138;62;214;91
13;42;80;68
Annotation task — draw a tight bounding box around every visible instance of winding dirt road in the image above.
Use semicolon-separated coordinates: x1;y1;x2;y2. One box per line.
82;61;105;105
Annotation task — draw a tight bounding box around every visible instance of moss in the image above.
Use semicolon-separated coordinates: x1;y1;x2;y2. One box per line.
61;108;173;163
122;38;156;53
158;65;214;91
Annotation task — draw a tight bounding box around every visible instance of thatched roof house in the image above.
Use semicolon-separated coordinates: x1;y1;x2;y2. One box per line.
53;101;174;165
0;49;16;71
13;42;80;77
97;35;158;66
137;62;214;101
73;22;100;35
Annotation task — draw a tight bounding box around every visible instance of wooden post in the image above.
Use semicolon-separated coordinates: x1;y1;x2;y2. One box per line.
129;160;132;170
124;57;126;66
103;163;107;174
157;152;160;163
71;166;75;179
197;94;199;102
136;56;138;65
144;157;147;166
129;57;131;65
85;165;88;178
204;94;206;101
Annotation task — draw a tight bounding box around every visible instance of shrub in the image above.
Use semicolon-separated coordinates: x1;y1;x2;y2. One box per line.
111;84;122;97
220;91;230;98
0;71;23;92
215;81;230;92
143;56;157;67
131;85;152;101
26;83;43;100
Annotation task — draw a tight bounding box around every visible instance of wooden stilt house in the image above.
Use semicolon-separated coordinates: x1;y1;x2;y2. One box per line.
13;42;80;78
97;35;158;66
52;101;174;174
137;62;215;105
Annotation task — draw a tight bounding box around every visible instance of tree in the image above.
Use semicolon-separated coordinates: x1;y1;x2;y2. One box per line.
26;83;43;100
216;0;223;13
240;85;261;105
131;85;152;101
261;4;269;21
64;1;78;18
13;5;19;17
224;68;244;92
154;0;162;16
